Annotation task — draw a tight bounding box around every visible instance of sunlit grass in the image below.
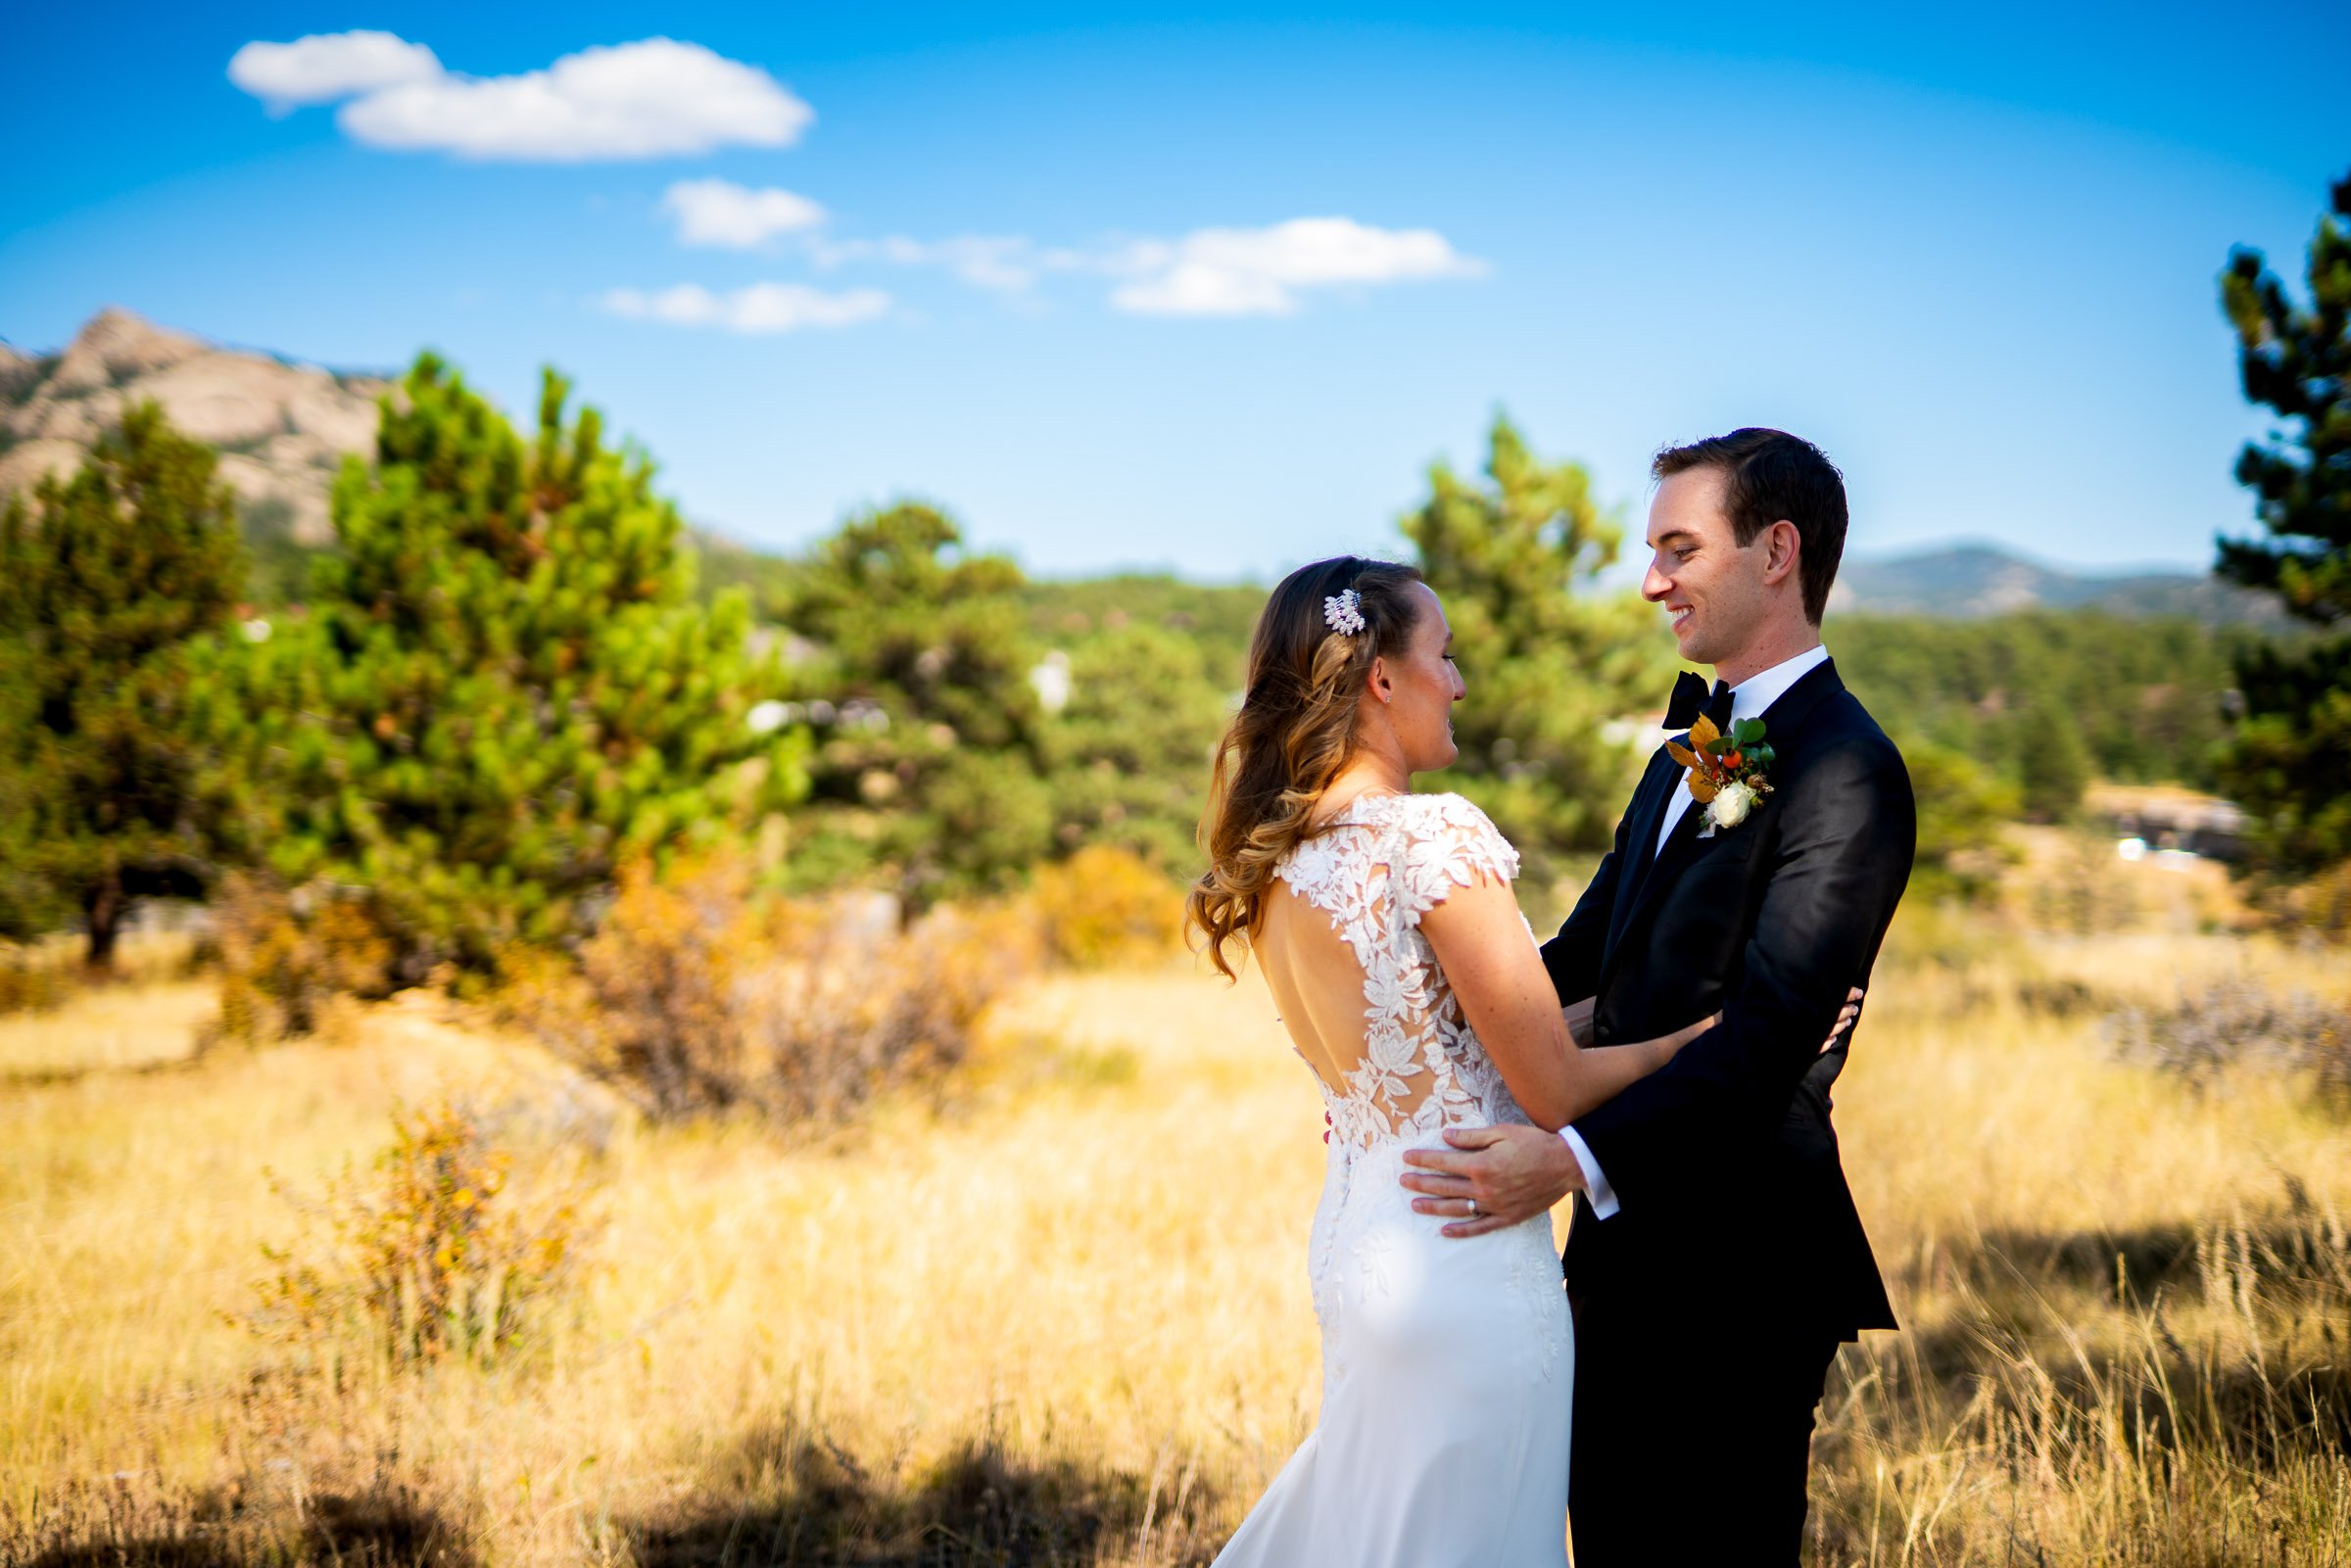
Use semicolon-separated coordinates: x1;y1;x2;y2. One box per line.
4;875;2348;1565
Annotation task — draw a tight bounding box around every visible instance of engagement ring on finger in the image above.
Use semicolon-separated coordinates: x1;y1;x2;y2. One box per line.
1465;1200;1479;1217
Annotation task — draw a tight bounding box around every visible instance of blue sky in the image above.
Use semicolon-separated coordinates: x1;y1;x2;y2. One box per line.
2;3;2345;581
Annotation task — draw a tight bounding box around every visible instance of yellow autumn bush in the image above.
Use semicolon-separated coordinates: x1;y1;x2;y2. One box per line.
205;874;395;1045
501;855;1034;1125
0;944;72;1017
1027;844;1183;970
247;1098;587;1368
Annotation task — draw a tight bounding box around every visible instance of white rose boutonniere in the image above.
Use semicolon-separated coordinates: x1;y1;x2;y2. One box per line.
1706;779;1758;831
1665;713;1778;835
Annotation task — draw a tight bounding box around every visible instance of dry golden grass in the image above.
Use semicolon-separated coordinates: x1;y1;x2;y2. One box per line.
3;849;2348;1566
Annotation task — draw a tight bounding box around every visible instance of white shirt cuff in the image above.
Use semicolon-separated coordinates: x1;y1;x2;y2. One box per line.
1559;1126;1619;1219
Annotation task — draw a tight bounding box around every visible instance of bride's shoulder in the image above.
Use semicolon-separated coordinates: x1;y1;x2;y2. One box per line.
1396;790;1503;833
1393;792;1519;884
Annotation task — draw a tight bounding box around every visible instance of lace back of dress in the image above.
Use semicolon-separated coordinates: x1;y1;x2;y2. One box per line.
1274;793;1529;1151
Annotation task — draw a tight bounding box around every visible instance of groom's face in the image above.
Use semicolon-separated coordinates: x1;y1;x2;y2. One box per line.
1642;466;1768;668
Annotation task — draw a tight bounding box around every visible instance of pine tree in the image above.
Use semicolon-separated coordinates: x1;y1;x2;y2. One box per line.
2219;170;2351;624
0;404;246;965
193;356;805;974
2014;702;2090;824
1042;618;1232;870
1400;413;1675;898
2215;638;2351;877
2214;169;2351;879
767;502;1055;902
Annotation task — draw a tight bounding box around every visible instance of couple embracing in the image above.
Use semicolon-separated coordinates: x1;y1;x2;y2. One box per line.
1186;428;1916;1565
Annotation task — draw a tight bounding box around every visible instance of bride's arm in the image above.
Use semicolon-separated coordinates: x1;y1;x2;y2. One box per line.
1420;878;1706;1133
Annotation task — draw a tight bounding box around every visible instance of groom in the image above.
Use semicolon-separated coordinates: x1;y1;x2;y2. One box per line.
1401;428;1914;1563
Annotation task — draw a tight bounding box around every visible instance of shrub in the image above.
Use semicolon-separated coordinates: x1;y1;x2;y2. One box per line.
0;944;71;1016
501;856;1032;1124
2021;831;2145;934
2109;979;2351;1097
1027;845;1182;970
2274;857;2351;944
1901;740;2021;903
247;1098;586;1367
206;875;396;1045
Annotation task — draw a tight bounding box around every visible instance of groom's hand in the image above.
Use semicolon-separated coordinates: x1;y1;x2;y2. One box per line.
1400;1124;1585;1239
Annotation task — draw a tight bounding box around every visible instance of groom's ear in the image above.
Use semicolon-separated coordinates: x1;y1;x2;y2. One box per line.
1761;520;1803;588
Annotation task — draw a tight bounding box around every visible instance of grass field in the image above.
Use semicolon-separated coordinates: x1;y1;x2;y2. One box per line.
4;851;2349;1566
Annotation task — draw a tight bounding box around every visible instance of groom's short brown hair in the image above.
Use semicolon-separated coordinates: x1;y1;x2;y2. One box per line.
1653;428;1847;624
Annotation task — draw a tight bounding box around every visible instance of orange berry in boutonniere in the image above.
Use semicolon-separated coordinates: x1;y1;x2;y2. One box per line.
1668;714;1778;832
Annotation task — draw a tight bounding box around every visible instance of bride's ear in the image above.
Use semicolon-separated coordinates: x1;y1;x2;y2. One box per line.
1366;654;1395;705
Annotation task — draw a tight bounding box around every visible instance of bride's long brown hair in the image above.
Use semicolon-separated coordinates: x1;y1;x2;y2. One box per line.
1186;556;1426;980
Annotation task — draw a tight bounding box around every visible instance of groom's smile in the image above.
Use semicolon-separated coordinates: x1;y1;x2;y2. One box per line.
1639;463;1791;677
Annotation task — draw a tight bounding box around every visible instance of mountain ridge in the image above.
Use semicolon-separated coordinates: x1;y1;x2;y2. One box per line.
1831;542;2285;627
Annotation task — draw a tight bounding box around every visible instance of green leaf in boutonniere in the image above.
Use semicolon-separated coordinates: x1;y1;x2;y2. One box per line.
1692;716;1777;832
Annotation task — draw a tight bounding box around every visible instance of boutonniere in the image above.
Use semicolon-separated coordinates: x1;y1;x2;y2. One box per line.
1666;715;1777;832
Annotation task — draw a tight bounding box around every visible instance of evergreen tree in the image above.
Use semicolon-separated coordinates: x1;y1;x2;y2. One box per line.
1041;619;1232;871
1901;741;2021;902
765;501;1054;902
1831;611;2240;792
0;404;245;965
2219;170;2351;623
1400;413;1674;892
193;356;804;974
2013;702;2091;823
2215;637;2351;877
2214;169;2351;879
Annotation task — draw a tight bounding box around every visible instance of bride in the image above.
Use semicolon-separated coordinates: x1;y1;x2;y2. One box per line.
1186;556;1745;1565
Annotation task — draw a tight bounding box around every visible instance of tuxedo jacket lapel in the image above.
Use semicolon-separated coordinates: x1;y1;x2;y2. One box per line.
1605;658;1850;968
1607;752;1682;954
1608;792;1724;976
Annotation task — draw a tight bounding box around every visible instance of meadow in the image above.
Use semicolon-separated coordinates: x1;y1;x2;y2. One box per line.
4;843;2348;1568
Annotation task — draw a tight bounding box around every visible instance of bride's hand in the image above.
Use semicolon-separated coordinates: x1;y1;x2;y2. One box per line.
1821;985;1865;1055
1659;984;1862;1058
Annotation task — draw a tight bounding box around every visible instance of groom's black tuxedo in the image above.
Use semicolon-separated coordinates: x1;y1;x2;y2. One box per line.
1540;655;1913;1564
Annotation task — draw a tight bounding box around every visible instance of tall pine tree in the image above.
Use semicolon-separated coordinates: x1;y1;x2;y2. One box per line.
2214;169;2351;879
767;502;1055;903
0;403;246;965
1401;413;1674;899
194;356;806;974
2220;170;2351;622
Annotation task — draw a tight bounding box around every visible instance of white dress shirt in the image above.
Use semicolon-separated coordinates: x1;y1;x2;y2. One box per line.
1560;642;1829;1219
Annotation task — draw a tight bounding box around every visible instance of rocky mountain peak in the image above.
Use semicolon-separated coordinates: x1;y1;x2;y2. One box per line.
48;307;209;397
0;308;391;548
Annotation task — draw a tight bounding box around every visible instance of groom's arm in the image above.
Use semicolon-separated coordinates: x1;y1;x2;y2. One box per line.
1567;735;1915;1211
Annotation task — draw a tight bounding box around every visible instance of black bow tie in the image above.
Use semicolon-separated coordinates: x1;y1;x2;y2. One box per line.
1664;671;1735;732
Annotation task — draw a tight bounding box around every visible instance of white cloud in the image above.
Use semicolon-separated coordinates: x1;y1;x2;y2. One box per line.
227;31;442;112
662;178;828;248
809;233;1077;292
230;34;811;161
599;282;890;334
794;217;1481;314
610;212;1472;329
1109;217;1485;316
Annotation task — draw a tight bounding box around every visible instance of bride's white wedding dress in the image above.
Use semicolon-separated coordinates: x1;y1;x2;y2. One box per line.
1215;791;1571;1568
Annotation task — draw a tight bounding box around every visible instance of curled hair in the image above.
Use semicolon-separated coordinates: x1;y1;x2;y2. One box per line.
1186;556;1426;980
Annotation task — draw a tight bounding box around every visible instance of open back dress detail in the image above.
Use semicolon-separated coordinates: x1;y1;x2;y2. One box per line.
1211;791;1572;1568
